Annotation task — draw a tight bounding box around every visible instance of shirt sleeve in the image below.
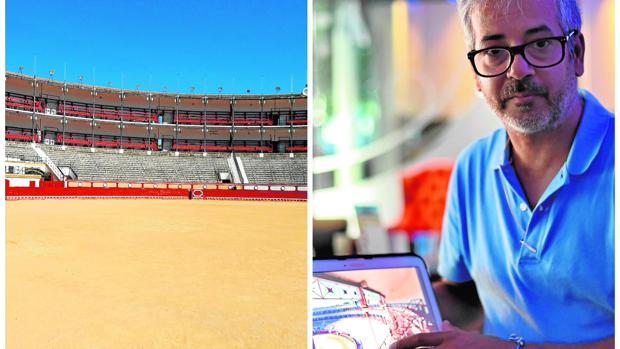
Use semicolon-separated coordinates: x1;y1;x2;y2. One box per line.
437;158;472;283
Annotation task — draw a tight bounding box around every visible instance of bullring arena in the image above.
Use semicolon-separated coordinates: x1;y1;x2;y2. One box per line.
5;72;308;348
7;199;306;349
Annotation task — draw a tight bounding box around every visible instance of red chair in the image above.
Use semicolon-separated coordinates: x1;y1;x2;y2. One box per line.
388;158;454;239
388;159;454;272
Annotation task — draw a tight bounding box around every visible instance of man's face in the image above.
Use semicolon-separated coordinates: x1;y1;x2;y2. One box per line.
470;0;584;135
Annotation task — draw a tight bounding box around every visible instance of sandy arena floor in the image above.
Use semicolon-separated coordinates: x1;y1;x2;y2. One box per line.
7;199;307;349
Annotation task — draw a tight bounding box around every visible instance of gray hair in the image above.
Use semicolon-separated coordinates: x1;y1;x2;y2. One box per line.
457;0;582;51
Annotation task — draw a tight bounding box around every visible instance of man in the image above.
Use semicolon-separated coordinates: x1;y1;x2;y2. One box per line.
391;0;614;348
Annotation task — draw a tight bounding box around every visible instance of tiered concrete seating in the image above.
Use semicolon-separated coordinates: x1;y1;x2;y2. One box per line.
238;153;307;185
16;144;306;185
41;145;228;183
6;141;42;162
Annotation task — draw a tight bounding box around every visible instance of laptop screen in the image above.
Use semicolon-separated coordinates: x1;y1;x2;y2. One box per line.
312;265;439;349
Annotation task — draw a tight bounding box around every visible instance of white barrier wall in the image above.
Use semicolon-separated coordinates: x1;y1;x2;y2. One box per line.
6;177;40;187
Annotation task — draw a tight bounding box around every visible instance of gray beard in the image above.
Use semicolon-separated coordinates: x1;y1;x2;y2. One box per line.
488;75;577;135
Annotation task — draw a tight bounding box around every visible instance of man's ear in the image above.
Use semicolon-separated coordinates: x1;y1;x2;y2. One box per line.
475;76;482;92
572;32;585;77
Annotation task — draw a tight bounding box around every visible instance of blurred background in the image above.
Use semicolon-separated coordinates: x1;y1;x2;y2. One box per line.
312;0;614;260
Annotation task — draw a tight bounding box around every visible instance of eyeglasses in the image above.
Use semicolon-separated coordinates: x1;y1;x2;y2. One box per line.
467;30;578;78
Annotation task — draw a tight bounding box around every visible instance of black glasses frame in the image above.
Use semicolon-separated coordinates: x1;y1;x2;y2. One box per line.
467;29;578;78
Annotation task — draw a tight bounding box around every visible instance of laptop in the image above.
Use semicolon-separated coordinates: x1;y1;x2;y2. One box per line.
312;254;442;349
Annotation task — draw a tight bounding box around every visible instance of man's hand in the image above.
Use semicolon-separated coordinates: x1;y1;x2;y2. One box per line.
389;321;512;349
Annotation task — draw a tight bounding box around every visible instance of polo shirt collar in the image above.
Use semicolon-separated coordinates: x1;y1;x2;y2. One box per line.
492;89;610;175
565;89;611;176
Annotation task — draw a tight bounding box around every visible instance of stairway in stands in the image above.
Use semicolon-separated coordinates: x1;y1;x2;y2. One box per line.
31;143;65;180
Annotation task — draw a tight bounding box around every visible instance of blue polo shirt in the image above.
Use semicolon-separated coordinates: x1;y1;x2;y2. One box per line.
438;90;614;344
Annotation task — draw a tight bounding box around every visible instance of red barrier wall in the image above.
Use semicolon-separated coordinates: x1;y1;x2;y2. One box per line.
190;188;306;200
5;180;307;201
6;182;188;199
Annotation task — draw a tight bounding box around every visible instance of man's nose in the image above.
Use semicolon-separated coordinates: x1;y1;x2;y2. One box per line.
506;53;534;80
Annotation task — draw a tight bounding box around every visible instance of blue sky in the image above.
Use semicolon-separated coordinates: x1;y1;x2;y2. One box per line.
6;0;307;95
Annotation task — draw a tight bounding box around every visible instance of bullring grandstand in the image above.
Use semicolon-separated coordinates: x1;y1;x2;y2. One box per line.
5;72;308;349
5;72;308;200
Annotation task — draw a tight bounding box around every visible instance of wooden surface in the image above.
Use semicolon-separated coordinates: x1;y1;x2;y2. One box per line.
7;199;307;349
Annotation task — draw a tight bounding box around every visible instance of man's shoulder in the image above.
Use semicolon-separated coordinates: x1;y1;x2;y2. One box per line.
581;89;614;124
575;89;614;166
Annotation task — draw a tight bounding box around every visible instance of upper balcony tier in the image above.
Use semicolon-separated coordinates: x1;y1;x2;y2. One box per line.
6;72;308;126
